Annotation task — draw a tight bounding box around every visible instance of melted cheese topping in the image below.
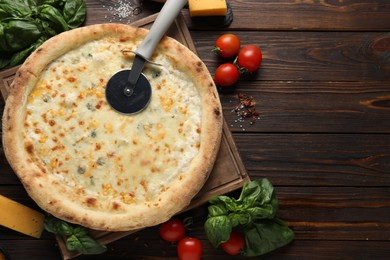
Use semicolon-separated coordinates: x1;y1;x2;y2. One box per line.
24;37;201;208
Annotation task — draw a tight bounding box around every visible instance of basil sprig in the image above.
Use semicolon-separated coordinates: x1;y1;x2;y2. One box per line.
0;0;86;69
44;216;107;255
204;179;294;256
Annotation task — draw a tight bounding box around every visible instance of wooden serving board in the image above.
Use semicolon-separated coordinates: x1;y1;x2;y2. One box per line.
0;14;249;260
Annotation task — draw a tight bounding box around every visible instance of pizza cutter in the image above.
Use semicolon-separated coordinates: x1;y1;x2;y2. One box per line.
105;0;188;114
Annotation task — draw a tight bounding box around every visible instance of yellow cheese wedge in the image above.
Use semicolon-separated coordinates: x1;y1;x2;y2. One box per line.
189;0;227;17
0;195;44;238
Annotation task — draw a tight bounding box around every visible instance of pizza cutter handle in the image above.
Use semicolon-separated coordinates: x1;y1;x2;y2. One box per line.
136;0;188;60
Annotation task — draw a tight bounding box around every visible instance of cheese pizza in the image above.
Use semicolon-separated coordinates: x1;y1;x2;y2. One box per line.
2;24;222;231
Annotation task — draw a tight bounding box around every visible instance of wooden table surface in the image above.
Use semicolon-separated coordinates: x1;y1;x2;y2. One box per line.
1;0;390;259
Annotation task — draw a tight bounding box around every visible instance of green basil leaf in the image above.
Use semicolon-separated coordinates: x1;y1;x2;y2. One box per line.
208;195;225;205
37;19;57;36
44;216;74;236
66;235;107;255
0;18;41;52
8;35;48;67
242;219;295;256
38;4;69;33
8;45;34;67
204;216;232;248
0;0;35;19
207;204;228;217
217;195;239;211
256;178;275;205
240;179;275;207
38;0;66;9
63;0;86;29
72;226;88;237
228;212;250;227
239;180;261;203
246;203;277;221
0;8;8;20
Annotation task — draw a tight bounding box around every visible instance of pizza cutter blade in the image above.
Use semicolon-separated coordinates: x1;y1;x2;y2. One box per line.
105;0;187;115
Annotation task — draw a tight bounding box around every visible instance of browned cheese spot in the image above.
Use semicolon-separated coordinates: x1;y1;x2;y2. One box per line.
36;163;47;174
86;197;97;207
24;141;34;155
112;202;121;210
64;214;74;221
214;107;221;117
48;199;57;205
196;61;203;73
119;37;131;42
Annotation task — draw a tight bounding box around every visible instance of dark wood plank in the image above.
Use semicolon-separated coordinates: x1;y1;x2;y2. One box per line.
1;1;389;259
277;187;390;240
191;31;390;82
84;0;163;25
2;239;390;260
183;0;390;31
232;133;390;186
218;82;390;134
84;0;390;31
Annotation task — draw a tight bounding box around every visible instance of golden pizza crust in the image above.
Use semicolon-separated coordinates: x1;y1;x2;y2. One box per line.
2;24;222;231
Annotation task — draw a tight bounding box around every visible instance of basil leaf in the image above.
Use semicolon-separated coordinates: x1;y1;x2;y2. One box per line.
228;212;250;227
0;0;34;19
8;35;47;68
66;235;107;255
240;179;275;207
0;18;41;52
0;8;9;20
63;0;86;29
208;195;225;205
207;204;228;217
242;219;295;257
38;4;69;33
246;203;277;221
204;215;232;248
205;179;294;256
216;195;239;211
239;180;261;204
38;0;66;9
8;45;35;67
72;226;89;237
44;216;74;236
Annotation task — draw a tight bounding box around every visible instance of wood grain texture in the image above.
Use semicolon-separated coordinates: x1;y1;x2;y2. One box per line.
219;83;390;133
184;0;390;31
233;133;390;186
0;0;389;259
191;31;390;81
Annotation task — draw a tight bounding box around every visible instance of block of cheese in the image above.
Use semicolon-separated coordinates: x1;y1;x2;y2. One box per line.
0;195;44;238
189;0;227;17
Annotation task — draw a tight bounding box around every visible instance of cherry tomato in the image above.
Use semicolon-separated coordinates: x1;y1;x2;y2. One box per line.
214;63;240;87
220;231;245;255
159;218;185;242
237;45;262;73
177;237;202;260
214;34;241;58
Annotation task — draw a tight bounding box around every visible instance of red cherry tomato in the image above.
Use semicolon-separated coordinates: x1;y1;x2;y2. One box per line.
220;231;245;255
214;63;240;87
237;45;262;73
214;34;241;58
159;218;185;242
177;237;202;260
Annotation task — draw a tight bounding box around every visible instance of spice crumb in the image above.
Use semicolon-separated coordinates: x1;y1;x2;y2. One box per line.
231;93;260;130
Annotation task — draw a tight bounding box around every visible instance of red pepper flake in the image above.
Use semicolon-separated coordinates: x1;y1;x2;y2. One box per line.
232;93;260;127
